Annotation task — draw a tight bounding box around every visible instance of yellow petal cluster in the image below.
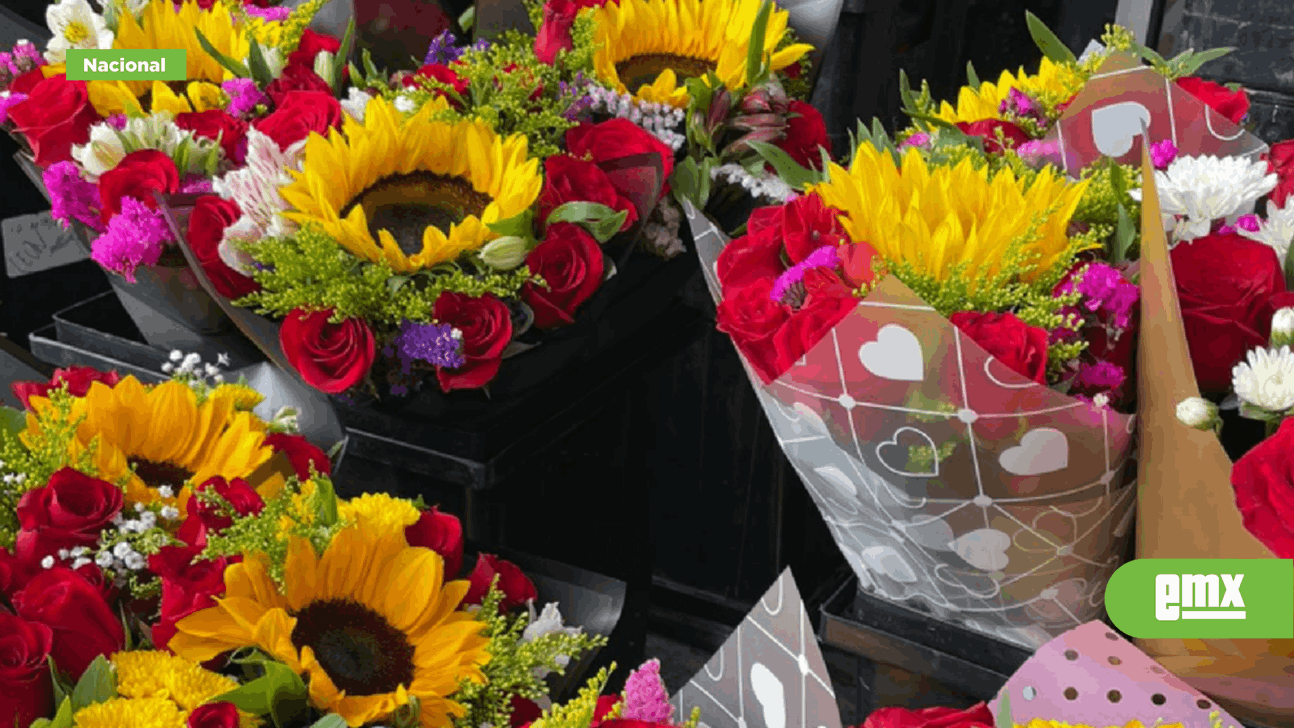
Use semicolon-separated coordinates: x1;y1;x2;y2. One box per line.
809;144;1089;291
933;57;1087;124
110;650;260;727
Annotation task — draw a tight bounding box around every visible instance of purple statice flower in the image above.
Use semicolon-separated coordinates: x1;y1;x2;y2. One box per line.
384;320;466;374
1063;262;1138;330
622;660;673;724
179;176;214;195
8;41;42;75
770;245;840;303
1236;213;1262;232
222;78;266;118
1150;139;1178;169
471;38;491;52
90;197;174;283
245;5;291;20
0;92;27;124
106;113;128;129
44;162;104;232
999;87;1040;119
898;132;930;149
424;31;463;65
1073;360;1126;392
1016;138;1059;167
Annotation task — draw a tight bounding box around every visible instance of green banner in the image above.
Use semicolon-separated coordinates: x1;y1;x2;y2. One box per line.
1105;559;1294;639
66;49;186;80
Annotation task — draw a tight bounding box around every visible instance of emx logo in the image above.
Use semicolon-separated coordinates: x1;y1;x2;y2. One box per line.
1107;559;1293;639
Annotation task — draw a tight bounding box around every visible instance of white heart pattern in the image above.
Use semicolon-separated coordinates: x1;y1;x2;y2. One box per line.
875;426;940;478
749;663;786;728
858;324;924;382
998;427;1069;476
950;528;1012;571
1090;101;1152;157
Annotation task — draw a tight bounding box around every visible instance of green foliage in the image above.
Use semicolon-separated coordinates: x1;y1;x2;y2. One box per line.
1070;157;1143;259
452;582;608;728
70;656;117;712
529;665;615;728
216;652;309;728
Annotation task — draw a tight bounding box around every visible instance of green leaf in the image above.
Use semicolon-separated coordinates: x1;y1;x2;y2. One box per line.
47;698;73;728
670;157;702;208
1283;242;1294;292
332;18;356;98
313;476;339;526
362;48;381;82
1175;46;1234;76
310;716;348;728
70;655;116;712
748;141;821;189
213;661;308;727
1025;11;1076;64
966;60;980;88
1111;203;1135;264
697;156;715;209
1134;43;1166;68
995;692;1012;728
486;209;535;238
386;275;410;295
194;28;250;77
545;201;621;228
745;0;774;88
246;38;274;87
582;209;629;243
0;405;27;445
48;657;68;710
459;5;475;32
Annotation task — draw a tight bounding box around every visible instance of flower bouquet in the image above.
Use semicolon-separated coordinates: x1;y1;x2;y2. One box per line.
0;363;617;728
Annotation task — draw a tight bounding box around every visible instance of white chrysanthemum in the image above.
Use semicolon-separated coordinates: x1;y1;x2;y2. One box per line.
72;123;127;178
1240;201;1294;264
45;0;113;63
1233;346;1294;413
1143;155;1277;243
212;128;304;274
340;87;372;124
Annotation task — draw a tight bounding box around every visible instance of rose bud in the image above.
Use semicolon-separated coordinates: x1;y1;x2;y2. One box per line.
1176;396;1219;431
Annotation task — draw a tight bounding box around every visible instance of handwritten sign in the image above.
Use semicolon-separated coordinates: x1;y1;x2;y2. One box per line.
3;212;89;277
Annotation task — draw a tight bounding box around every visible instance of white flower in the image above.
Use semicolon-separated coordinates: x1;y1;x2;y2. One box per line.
1147;155;1278;243
45;0;113;64
40;555;55;569
95;551;114;568
394;95;416;113
72;123;127;178
1176;396;1217;428
58;549;70;560
110;512;124;526
170;350;184;361
1275;308;1294;348
183;352;202;368
70;546;88;558
124;552;146;570
1241;201;1294;264
522;602;582;678
138;511;157;529
161;506;180;520
217;353;231;367
112;542;134;559
1233;346;1294;412
157;485;174;499
212;129;304;273
204;363;220;377
71;557;91;570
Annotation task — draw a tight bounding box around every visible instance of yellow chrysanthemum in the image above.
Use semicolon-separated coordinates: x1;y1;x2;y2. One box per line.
1016;722;1182;728
340;492;422;537
22;377;282;511
809;145;1091;291
170;526;491;728
934;57;1086;124
589;0;813;108
113;651;261;727
71;697;185;728
279;96;543;274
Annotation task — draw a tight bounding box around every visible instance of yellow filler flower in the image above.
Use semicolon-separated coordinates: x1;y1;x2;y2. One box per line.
279;96;543;274
589;0;812;108
809;144;1090;291
169;526;492;728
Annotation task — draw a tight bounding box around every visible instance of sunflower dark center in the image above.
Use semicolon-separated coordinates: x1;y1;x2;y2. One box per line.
615;53;716;94
128;459;193;490
343;172;493;257
290;598;416;696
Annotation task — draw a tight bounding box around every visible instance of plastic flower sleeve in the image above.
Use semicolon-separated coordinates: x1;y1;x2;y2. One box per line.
1034;51;1267;177
993;621;1245;728
684;202;1137;649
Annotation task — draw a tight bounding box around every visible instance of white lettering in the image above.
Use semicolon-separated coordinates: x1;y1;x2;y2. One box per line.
125;60;136;72
1222;574;1245;608
1156;574;1179;621
149;61;159;73
82;56;96;73
160;56;165;73
109;60;118;72
1182;574;1220;608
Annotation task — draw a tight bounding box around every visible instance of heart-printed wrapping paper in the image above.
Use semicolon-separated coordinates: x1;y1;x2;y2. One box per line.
686;203;1138;649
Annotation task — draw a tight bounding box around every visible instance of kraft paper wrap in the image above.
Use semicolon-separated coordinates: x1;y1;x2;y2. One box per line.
1134;138;1294;724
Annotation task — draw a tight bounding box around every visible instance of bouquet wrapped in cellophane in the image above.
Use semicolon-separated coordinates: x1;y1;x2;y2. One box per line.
0;361;616;728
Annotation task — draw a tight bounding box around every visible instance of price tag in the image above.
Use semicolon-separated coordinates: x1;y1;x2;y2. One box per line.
3;212;89;277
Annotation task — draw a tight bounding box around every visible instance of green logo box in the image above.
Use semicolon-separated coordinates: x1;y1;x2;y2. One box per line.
66;49;186;81
1106;558;1294;639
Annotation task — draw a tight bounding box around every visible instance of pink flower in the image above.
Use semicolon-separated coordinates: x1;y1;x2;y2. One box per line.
1061;262;1138;330
89;196;174;282
245;5;291;20
1150;139;1178;169
1074;360;1126;391
1016;139;1059;167
43;162;103;232
1237;213;1262;232
622;659;673;724
106;114;127;129
770;245;840;303
0;92;27;123
898;132;930;149
221;79;265;118
179;176;214;195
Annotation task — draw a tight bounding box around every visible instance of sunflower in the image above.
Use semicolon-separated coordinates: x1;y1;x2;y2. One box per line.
23;376;283;511
808;144;1090;291
933;57;1087;125
279;96;542;274
589;0;813;108
169;527;491;728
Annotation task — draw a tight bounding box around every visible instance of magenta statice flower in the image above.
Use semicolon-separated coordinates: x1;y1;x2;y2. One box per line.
44;161;104;232
999;87;1039;119
5;41;42;76
1064;262;1138;330
245;5;291;20
770;245;840;303
622;659;673;724
385;320;465;373
90;197;174;283
106;113;127;129
0;92;27;123
1074;360;1126;392
1236;213;1262;232
179;176;214;195
1016;139;1059;167
898;132;930;149
1150;139;1178;169
222;78;266;118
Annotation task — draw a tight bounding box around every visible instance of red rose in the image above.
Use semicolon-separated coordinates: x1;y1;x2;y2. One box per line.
7;74;100;167
404;64;470;107
432;292;513;391
97;149;180;223
565;119;675;199
949;311;1050;384
10;366;121;410
264;433;332;480
253;90;343;151
265;64;333;106
1233;417;1294;558
776;100;831;170
405;506;464;577
1177;76;1249;125
72;562;119;608
1172;232;1286;393
12;567;125;679
14;468;124;563
954;119;1031;154
186;195;260;299
780;193;847;263
838;240;881;290
463;553;538;612
770;291;858;377
535;0;578;64
0;546;40;598
539;155;637;232
9;68;46;95
279;308;376;394
188;701;241;728
149;544;235;652
1266;139;1294;209
717;278;792;382
0;612;54;728
287;29;341;69
521;223;606;329
190;477;265;535
174;109;248;165
511;696;544;728
716;209;786;290
861;702;994;728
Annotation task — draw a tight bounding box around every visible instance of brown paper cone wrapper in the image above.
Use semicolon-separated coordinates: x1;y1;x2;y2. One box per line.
1134;138;1294;724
